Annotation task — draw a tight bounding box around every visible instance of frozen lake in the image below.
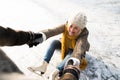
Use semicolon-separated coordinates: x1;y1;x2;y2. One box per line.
0;0;120;79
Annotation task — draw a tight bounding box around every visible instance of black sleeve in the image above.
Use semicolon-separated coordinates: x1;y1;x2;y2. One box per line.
0;26;30;46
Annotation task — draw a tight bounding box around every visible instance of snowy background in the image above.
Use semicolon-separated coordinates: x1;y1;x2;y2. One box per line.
0;0;120;80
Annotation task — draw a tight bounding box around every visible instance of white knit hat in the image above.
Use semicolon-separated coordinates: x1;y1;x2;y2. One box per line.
68;12;87;29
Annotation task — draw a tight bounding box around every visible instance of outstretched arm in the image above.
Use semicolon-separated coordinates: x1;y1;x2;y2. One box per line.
64;28;90;70
0;26;43;47
71;28;90;61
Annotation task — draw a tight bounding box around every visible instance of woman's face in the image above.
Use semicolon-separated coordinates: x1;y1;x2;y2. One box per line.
68;24;81;36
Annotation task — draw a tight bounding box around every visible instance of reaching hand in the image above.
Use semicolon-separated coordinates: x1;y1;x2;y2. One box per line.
27;32;46;47
65;57;80;67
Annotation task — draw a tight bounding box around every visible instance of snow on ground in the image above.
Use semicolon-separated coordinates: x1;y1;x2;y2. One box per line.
0;0;120;80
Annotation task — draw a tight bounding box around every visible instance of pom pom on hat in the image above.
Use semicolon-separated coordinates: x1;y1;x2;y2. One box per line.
68;12;87;29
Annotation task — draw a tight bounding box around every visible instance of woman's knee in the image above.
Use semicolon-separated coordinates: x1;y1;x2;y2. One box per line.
50;40;61;49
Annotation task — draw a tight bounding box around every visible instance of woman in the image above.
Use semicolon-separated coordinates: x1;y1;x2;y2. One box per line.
28;12;90;79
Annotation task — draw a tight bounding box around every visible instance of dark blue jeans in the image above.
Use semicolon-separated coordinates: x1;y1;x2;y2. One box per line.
44;40;73;71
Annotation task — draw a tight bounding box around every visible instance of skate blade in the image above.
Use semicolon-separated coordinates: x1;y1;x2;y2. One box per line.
27;67;44;76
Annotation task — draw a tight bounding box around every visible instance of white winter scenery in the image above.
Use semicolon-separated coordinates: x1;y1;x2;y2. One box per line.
0;0;120;80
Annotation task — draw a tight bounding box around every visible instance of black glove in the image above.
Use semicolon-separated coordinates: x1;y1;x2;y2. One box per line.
27;32;44;48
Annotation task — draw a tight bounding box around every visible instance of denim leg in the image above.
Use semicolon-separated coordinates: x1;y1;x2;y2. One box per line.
57;49;73;71
44;40;61;63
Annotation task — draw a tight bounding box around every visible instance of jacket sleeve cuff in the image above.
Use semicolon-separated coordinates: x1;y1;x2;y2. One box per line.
39;32;47;41
65;57;80;67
